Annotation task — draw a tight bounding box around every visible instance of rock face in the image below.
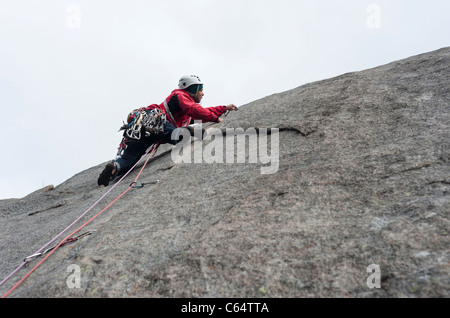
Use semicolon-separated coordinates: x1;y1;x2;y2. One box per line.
1;47;449;298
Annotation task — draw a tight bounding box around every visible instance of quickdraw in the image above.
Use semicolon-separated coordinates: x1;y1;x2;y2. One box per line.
130;180;159;189
24;231;96;262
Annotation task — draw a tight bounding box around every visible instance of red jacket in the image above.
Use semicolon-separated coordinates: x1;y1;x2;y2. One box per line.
146;89;227;127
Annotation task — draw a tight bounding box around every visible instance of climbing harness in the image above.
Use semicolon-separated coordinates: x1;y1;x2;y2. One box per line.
24;231;96;262
1;142;160;298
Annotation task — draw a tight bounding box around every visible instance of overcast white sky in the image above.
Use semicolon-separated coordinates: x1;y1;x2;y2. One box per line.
1;0;449;200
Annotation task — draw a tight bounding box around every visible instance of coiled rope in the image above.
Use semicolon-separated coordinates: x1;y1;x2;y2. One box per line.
1;143;160;298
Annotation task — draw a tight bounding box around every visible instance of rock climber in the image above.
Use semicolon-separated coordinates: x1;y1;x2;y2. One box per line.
97;75;238;186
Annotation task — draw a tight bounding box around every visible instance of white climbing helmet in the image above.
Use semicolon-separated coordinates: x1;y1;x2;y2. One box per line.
178;75;204;89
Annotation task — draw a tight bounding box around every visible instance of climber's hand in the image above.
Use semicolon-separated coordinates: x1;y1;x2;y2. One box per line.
226;104;239;111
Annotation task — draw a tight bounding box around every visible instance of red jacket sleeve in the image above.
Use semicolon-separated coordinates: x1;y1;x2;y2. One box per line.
178;91;227;123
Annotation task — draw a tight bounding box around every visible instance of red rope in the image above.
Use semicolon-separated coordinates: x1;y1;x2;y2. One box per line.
2;144;159;298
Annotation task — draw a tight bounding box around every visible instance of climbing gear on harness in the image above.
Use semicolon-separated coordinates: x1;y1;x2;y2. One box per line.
116;108;167;157
117;132;128;157
124;108;167;141
24;231;96;262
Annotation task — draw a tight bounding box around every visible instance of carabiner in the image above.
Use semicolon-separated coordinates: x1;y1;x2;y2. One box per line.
24;252;42;262
130;182;144;189
130;180;159;189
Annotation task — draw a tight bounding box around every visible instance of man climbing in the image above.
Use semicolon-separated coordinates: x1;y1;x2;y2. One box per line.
97;75;238;186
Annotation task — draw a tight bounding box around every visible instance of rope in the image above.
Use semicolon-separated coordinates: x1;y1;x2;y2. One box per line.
1;143;160;298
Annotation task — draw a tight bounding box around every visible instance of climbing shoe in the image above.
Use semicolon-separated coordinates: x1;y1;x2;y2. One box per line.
97;162;117;186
